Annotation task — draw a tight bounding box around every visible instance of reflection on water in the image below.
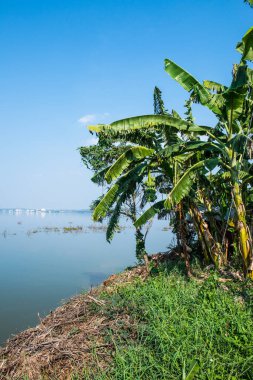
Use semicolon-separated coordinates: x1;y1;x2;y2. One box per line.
0;210;173;346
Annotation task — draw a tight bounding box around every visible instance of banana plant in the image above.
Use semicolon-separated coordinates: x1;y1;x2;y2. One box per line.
80;132;156;261
164;28;253;278
91;100;223;272
82;112;179;261
88;27;253;278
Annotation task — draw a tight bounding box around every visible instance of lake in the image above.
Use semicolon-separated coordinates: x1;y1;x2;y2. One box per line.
0;209;173;346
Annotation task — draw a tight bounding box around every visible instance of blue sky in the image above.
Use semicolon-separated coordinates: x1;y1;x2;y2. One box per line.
0;0;252;209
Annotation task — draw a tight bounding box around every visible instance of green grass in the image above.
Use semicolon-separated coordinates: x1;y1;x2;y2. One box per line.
82;264;253;380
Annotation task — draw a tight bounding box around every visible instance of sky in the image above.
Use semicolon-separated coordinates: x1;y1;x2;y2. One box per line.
0;0;252;209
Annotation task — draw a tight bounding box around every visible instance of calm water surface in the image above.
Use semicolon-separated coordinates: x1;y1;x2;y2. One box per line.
0;210;173;346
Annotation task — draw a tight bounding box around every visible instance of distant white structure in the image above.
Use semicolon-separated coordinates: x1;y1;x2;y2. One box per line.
35;208;47;218
26;209;36;214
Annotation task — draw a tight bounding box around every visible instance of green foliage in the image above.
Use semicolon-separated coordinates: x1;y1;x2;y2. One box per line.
237;27;253;61
164;159;218;209
153;86;167;115
164;59;210;100
88;114;193;133
106;192;126;242
79;133;125;172
80;130;155;258
105;146;154;184
85;268;253;379
93;163;146;221
203;80;227;93
134;200;164;228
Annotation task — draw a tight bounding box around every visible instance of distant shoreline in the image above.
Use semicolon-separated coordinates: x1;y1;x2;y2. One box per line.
0;208;91;214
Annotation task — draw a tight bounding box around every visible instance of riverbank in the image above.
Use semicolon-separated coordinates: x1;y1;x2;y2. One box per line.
1;260;253;379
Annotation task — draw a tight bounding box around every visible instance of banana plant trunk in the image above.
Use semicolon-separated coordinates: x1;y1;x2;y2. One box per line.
135;227;146;261
232;181;253;278
129;193;147;261
189;203;222;266
177;202;191;276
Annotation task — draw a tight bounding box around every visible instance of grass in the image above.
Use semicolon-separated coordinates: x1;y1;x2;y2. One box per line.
80;263;253;380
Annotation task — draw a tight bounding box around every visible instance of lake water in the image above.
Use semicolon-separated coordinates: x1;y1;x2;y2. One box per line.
0;210;173;346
